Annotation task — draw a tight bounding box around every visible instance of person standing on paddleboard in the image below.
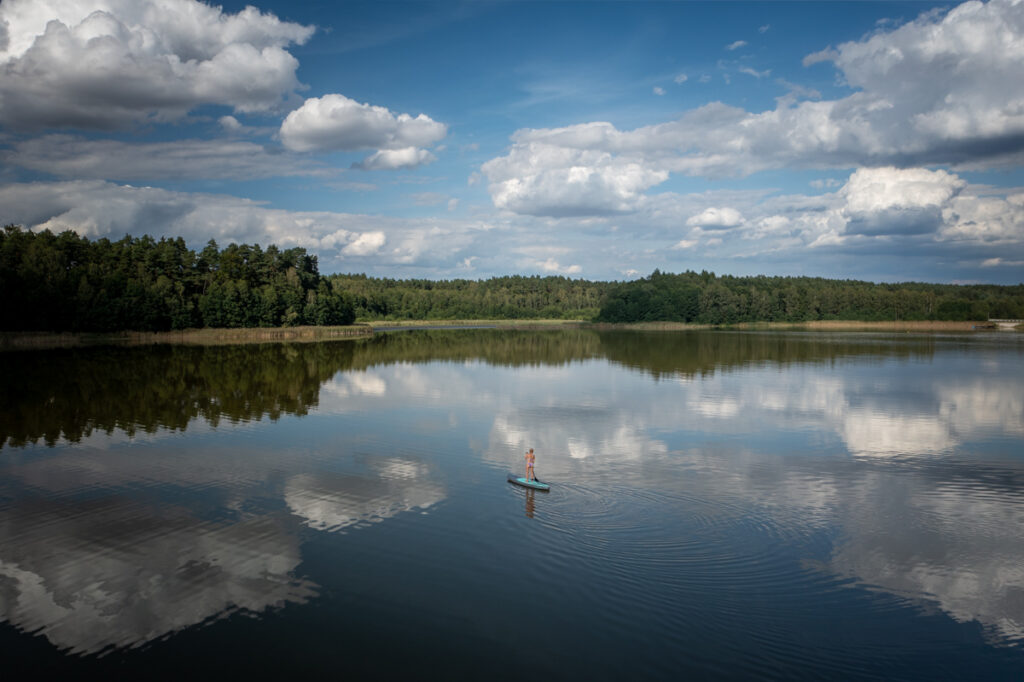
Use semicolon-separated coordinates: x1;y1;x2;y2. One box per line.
525;448;536;481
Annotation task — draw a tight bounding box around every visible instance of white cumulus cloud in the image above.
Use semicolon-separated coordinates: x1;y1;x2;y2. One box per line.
354;147;437;171
842;166;965;213
537;258;582;274
480;125;669;216
803;0;1024;165
840;166;966;236
686;166;1023;256
342;231;387;256
0;0;314;129
481;0;1024;217
279;93;447;170
219;115;242;132
686;207;745;229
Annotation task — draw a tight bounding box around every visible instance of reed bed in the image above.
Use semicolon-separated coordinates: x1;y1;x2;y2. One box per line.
361;319;583;328
0;325;372;350
4;318;1014;351
588;320;1004;332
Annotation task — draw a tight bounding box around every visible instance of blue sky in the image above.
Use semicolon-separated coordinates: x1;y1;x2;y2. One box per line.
1;0;1023;283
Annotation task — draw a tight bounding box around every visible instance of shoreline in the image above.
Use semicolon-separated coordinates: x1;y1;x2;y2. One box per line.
0;325;373;350
740;320;1012;331
362;318;581;330
1;318;1014;351
0;320;581;351
588;320;1003;332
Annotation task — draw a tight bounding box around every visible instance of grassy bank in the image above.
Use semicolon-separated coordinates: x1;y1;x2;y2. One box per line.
0;320;580;351
588;320;1008;332
363;319;583;328
4;318;1015;351
365;318;1013;332
738;320;1003;331
0;325;372;350
587;321;716;331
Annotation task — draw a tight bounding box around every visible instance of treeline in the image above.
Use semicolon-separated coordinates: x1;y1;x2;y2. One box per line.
330;273;610;321
3;226;1022;332
596;269;1024;324
0;225;354;332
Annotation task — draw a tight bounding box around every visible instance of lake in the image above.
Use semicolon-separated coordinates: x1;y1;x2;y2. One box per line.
1;329;1022;680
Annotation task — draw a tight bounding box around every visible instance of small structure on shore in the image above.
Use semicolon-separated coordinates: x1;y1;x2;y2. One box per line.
989;318;1022;330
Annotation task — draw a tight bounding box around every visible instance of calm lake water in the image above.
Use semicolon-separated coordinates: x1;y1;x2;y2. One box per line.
2;329;1022;680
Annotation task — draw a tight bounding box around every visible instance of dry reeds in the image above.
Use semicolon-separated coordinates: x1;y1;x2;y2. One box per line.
0;325;372;350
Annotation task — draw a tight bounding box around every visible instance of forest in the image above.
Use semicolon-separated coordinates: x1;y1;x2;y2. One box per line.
1;226;1022;332
329;273;609;321
594;269;1024;324
0;225;354;332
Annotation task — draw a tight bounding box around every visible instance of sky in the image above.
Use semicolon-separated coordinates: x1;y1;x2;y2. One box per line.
1;0;1023;283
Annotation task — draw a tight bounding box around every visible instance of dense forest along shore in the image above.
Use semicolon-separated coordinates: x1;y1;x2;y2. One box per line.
2;226;1022;336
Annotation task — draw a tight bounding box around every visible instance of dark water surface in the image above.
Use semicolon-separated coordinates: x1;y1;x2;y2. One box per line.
2;330;1022;680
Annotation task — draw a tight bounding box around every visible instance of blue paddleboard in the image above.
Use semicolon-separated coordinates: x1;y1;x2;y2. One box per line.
507;473;550;491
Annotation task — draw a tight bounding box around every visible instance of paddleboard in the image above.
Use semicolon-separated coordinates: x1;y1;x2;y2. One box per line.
507;473;550;491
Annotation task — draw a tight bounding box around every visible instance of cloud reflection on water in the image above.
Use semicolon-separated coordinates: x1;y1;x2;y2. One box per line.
491;408;667;464
0;442;445;654
0;504;313;655
827;476;1024;646
285;459;446;533
476;349;1024;646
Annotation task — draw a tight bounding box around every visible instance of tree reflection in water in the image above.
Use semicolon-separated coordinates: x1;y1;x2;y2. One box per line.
0;329;940;448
